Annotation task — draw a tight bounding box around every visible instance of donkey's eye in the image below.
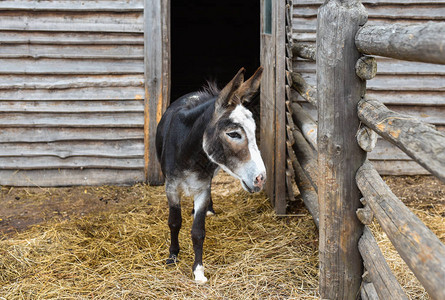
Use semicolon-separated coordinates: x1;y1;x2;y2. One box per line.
226;131;242;139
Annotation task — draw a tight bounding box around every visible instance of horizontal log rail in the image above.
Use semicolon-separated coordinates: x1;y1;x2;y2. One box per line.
356;161;445;300
290;102;318;150
356;22;445;65
292;42;316;61
359;226;408;300
358;97;445;182
290;72;318;107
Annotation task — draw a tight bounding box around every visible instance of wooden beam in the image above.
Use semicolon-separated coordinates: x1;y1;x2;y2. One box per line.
287;141;319;228
290;72;318;107
290;102;318;149
359;227;409;300
356;161;445;300
316;0;368;298
356;22;445;65
292;42;316;61
358;97;445;182
291;128;318;192
144;0;170;185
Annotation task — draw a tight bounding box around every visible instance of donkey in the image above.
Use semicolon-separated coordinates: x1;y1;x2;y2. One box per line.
155;67;266;283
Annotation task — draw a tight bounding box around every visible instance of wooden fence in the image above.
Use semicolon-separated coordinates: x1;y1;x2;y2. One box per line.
286;0;445;298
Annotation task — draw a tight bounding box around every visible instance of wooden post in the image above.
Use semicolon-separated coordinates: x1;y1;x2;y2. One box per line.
316;0;367;298
144;0;170;185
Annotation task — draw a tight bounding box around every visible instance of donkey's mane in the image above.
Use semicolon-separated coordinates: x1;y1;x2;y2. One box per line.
196;81;220;101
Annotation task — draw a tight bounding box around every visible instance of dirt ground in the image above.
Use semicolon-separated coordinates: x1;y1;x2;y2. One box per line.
0;173;444;299
1;174;444;237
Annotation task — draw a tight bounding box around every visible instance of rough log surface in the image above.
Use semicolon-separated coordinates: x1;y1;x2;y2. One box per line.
357;125;378;152
291;128;318;192
356;161;445;300
356;22;445;65
292;42;316;61
361;282;380;300
291;72;318;107
287;141;319;228
358;97;445;182
290;102;318;149
355;55;377;80
359;226;408;300
316;0;368;298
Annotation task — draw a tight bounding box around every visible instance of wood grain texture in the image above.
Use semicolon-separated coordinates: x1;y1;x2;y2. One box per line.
0;0;144;11
361;282;380;300
0;11;143;33
290;72;318;107
359;226;408;300
358;97;445;182
356;22;445;64
290;102;318;149
357;161;445;299
316;1;368;298
144;0;169;185
0;169;144;187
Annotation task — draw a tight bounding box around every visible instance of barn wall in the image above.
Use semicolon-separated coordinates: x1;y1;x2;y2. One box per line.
0;0;145;186
292;0;445;175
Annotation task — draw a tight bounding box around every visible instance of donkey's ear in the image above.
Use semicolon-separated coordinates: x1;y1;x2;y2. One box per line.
236;66;263;103
216;67;245;109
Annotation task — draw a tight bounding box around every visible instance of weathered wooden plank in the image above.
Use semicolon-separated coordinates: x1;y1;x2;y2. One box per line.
356;161;445;299
0;127;144;143
0;59;144;75
0;112;144;127
368;138;412;160
144;0;169;185
0;0;144;11
291;127;318;192
361;282;380;300
0;140;144;158
367;76;445;91
0;169;144;186
356;22;445;65
0;11;143;33
0;44;144;59
0;75;144;89
0;156;144;170
358;98;445;181
0;31;143;45
274;0;288;215
316;1;367;298
359;226;409;300
295;0;445;4
0;100;144;113
294;58;445;75
0;86;145;101
372;160;430;175
366;91;445;105
386;105;445;125
294;4;445;19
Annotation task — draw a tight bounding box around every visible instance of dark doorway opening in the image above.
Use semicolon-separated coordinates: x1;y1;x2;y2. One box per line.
171;0;261;102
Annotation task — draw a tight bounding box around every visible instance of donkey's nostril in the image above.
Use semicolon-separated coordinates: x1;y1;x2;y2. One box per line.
254;174;266;188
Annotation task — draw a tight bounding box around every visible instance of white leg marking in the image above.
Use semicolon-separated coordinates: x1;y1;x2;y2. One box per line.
194;264;208;284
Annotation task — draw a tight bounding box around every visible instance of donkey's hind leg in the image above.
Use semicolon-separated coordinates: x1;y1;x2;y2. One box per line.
166;181;182;265
191;188;211;283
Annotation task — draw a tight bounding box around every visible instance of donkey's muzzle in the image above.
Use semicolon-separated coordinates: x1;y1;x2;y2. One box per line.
253;173;266;191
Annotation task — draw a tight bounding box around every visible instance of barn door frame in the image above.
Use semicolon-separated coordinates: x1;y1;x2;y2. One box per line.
144;0;170;185
260;0;287;214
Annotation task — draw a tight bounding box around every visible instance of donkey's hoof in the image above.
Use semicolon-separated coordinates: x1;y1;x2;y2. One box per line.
193;265;208;284
166;254;179;265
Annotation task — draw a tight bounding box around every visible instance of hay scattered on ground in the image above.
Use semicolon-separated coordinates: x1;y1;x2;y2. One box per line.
0;173;319;299
0;174;443;299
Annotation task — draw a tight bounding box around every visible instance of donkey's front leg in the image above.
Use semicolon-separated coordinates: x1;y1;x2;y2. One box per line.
166;181;182;265
191;189;210;283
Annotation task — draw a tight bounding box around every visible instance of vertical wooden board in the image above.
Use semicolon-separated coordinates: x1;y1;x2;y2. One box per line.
316;0;367;298
260;0;277;206
144;0;170;185
274;0;287;215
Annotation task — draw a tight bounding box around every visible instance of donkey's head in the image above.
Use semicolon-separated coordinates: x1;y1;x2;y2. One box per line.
203;67;266;193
